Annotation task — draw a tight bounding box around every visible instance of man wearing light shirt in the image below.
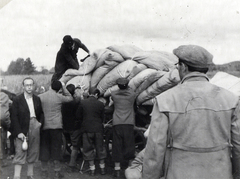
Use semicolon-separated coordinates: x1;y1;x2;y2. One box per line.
11;77;44;179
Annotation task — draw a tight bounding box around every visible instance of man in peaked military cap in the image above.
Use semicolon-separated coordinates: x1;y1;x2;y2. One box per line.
142;45;240;179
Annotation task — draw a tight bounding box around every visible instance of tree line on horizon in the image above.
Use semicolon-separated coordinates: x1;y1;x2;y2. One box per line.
1;58;53;75
1;58;240;77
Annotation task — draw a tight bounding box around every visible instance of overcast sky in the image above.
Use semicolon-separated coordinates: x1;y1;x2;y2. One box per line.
0;0;240;71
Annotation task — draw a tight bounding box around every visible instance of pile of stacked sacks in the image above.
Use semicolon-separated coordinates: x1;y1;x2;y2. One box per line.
59;44;180;106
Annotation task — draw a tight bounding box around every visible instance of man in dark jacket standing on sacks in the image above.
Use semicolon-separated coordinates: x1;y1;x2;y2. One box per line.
11;77;44;179
76;87;107;176
51;35;90;83
51;35;79;83
110;78;137;178
142;45;240;179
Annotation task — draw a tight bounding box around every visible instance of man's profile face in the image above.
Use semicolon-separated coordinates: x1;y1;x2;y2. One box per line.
23;79;34;95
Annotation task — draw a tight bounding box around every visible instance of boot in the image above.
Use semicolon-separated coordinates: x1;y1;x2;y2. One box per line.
114;170;120;178
69;149;78;167
100;167;106;175
89;169;95;176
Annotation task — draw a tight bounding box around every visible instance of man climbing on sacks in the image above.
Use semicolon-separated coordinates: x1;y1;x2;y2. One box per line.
51;35;90;83
142;45;240;179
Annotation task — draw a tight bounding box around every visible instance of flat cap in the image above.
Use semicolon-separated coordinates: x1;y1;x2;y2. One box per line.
173;45;213;68
63;35;73;45
116;78;129;86
89;87;100;95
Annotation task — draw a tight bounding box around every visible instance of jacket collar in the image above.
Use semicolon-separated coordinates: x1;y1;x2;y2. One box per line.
181;72;209;84
20;93;38;114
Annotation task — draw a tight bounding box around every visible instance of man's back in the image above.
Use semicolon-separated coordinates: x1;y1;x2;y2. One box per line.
62;100;80;131
159;76;238;149
39;89;72;130
153;73;240;179
52;43;79;83
77;96;104;133
111;88;136;126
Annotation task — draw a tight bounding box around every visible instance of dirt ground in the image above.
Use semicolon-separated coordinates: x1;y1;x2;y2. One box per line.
1;155;128;179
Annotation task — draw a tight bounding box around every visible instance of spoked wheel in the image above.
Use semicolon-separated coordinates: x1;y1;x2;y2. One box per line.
134;128;146;154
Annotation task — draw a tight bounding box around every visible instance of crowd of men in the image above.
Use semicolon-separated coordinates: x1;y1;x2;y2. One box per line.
1;37;240;179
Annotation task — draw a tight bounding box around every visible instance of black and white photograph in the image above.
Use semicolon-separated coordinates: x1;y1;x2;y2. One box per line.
0;0;240;179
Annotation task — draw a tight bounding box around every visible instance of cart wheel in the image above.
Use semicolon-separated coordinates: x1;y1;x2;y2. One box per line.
134;129;146;154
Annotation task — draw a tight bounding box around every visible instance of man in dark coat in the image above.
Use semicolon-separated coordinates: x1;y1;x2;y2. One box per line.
51;35;79;83
62;85;83;171
11;77;44;179
76;87;107;176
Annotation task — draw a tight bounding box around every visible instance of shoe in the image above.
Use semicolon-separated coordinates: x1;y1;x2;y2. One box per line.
54;171;64;179
114;170;120;178
89;169;95;176
100;168;106;175
27;176;35;179
42;171;48;179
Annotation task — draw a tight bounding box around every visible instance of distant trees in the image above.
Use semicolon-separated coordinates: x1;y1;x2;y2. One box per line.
7;58;25;74
23;58;36;74
3;57;52;75
6;58;38;75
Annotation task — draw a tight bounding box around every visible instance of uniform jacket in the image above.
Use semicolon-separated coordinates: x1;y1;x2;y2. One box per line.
39;87;73;130
143;72;240;179
51;43;79;82
111;87;136;126
76;96;105;133
11;93;44;138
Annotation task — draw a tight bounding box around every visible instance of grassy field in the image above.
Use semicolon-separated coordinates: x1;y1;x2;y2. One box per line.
1;70;240;95
1;74;52;95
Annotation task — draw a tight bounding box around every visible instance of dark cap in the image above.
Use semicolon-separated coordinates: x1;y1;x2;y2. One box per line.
51;80;62;92
173;45;213;68
73;38;82;47
116;78;129;86
89;87;100;96
63;35;73;45
66;84;75;96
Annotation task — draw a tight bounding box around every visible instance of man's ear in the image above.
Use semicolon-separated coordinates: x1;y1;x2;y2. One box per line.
182;63;188;73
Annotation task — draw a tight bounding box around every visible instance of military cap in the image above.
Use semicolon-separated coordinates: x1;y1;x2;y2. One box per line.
173;45;213;68
116;78;129;86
